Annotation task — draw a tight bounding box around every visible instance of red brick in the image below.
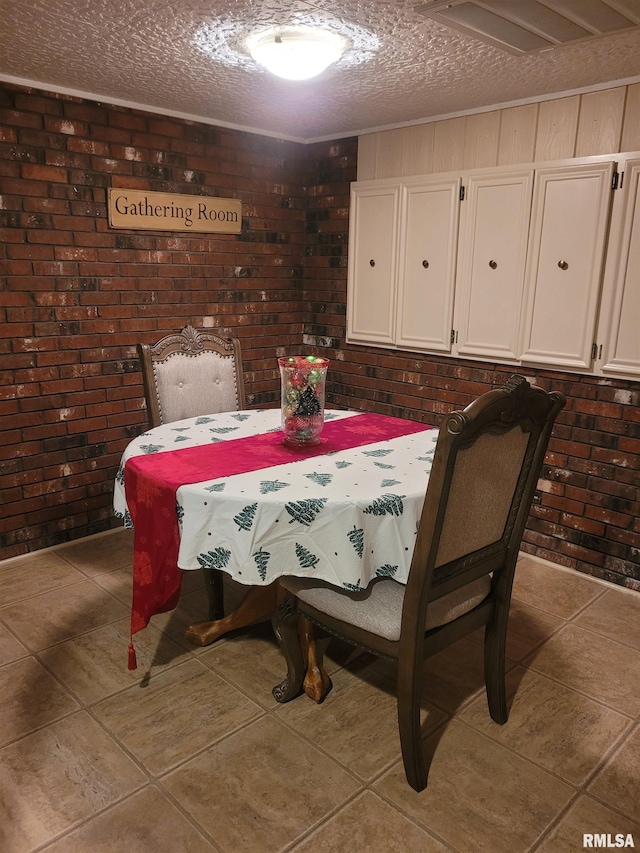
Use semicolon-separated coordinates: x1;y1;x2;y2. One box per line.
585;505;633;528
21;163;68;183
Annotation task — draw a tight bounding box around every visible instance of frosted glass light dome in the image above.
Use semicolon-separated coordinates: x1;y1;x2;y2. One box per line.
248;27;347;80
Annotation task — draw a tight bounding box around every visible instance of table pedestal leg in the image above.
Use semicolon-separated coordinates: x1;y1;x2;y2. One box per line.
185;582;281;646
298;616;332;703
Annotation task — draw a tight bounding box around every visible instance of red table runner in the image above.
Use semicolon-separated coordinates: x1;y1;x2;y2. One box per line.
124;412;431;667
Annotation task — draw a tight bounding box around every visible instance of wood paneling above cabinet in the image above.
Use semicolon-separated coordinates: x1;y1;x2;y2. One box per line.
358;83;637;182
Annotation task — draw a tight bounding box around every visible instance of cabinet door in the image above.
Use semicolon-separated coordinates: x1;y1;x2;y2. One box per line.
519;162;615;370
598;158;640;378
455;170;533;361
347;183;400;345
396;177;461;352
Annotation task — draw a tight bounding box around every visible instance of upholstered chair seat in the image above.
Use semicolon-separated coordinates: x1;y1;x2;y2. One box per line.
281;574;491;642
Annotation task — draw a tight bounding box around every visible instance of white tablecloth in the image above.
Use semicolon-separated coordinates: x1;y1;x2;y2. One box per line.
114;409;438;591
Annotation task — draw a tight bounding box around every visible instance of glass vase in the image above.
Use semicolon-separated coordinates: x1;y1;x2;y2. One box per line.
279;355;329;447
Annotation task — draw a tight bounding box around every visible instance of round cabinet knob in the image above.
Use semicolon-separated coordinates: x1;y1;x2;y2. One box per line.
489;260;497;269
558;260;569;270
422;260;429;268
369;259;375;267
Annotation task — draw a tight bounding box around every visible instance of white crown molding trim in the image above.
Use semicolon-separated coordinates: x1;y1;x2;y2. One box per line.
2;72;640;145
336;74;640;143
0;74;308;144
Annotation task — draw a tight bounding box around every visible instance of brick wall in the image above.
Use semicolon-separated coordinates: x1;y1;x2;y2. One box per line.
1;83;309;557
1;82;638;592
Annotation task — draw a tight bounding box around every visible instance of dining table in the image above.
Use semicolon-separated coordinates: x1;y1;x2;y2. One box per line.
113;407;438;690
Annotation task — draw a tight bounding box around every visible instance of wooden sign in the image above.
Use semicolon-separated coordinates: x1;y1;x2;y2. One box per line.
107;188;242;234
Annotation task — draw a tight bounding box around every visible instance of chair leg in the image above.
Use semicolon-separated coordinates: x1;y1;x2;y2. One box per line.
484;608;509;724
397;660;427;792
271;594;306;703
202;568;225;622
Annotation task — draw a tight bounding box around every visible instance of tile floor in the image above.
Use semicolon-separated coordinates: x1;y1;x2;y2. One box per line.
1;527;639;853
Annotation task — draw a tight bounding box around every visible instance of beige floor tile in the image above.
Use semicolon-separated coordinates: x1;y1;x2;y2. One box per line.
0;551;86;607
0;580;129;652
459;666;631;786
536;795;640;853
55;528;135;576
276;666;448;781
505;599;566;661
587;725;640;823
41;786;217;852
0;711;146;853
467;599;565;662
161;715;361;853
367;637;491;717
39;617;191;704
200;621;290;709
524;624;640;717
93;564;134;605
0;656;79;746
290;790;455;852
0;621;28;665
421;637;495;715
374;720;575;853
94;658;262;776
512;557;604;619
574;588;640;651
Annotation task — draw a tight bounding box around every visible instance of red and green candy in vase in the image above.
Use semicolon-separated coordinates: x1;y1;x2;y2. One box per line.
279;355;329;447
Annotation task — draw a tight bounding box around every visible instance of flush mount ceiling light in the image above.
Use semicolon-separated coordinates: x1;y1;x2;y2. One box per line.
247;26;348;80
194;18;379;75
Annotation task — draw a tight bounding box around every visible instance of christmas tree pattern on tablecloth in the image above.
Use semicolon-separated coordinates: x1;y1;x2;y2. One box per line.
295;543;320;570
363;494;405;516
376;564;398;578
260;480;290;494
234;503;257;531
285;498;327;526
140;444;163;454
204;482;226;492
253;547;270;581
305;472;333;487
347;525;364;558
197;547;231;569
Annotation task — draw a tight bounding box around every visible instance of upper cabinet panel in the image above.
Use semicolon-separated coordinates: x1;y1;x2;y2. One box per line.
347;183;400;345
519;162;615;370
599;158;640;378
396;177;461;352
455;170;533;361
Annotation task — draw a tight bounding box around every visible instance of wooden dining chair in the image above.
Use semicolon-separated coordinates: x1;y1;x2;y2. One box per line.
137;323;246;621
137;324;246;429
271;375;565;791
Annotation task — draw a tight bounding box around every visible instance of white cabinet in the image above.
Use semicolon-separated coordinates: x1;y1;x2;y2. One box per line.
347;176;460;352
598;157;640;379
454;170;533;361
519;162;615;371
347;182;400;346
346;153;639;381
396;177;461;352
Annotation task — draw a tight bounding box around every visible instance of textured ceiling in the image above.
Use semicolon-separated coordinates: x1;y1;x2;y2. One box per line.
1;0;640;142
